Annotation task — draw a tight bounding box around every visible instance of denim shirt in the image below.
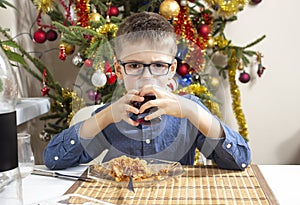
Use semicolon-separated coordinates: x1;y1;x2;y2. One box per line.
43;94;251;170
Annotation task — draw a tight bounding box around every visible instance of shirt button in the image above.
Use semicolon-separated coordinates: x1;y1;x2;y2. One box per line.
54;156;59;161
241;163;247;168
226;143;231;149
70;139;75;145
145;139;151;144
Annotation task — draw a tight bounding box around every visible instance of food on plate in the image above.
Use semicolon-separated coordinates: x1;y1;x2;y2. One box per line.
94;155;169;182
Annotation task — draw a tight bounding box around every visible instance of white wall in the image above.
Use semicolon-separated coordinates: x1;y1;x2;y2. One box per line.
225;1;300;164
1;1;299;164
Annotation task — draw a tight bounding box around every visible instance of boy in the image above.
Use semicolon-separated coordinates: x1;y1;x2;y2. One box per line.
43;12;250;170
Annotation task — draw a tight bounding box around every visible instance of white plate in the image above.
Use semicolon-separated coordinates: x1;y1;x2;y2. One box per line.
87;158;185;187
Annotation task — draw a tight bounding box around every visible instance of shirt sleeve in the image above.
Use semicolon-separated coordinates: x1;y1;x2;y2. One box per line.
43;121;93;170
183;94;251;170
197;120;251;170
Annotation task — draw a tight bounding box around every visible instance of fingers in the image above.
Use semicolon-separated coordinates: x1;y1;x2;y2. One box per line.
144;107;165;121
114;87;178;125
124;103;139;115
111;91;144;126
139;98;159;114
139;96;183;119
124;89;144;104
123;115;140;126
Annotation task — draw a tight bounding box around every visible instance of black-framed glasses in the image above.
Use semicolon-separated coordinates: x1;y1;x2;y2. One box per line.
117;60;173;76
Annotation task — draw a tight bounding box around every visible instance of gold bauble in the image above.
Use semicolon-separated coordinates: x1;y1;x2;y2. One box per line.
64;43;76;55
89;12;101;22
159;0;180;20
237;60;244;70
209;77;220;90
207;37;215;48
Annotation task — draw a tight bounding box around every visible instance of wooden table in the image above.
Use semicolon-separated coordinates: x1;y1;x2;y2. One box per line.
20;165;300;204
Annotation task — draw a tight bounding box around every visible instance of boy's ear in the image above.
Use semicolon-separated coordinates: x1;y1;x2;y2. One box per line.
114;60;124;80
169;58;177;77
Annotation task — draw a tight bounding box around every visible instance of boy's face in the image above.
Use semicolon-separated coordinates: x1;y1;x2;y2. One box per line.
115;43;177;91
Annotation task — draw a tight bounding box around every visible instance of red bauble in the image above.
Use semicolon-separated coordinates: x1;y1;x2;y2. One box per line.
41;86;50;96
46;29;58;41
83;34;93;41
239;71;251;83
177;63;190;76
250;0;262;5
84;59;93;67
106;72;117;84
33;29;47;43
104;61;112;72
107;5;119;17
198;24;210;37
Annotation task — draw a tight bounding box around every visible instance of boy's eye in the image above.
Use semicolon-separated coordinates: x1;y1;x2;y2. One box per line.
152;63;168;69
127;63;142;69
157;63;164;67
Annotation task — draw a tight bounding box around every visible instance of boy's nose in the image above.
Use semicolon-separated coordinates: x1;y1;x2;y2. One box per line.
141;66;152;78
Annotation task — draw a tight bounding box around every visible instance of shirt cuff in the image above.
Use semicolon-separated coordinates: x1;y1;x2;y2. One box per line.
218;120;251;169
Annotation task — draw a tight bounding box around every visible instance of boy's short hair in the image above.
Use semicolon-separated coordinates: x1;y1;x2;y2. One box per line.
113;12;177;59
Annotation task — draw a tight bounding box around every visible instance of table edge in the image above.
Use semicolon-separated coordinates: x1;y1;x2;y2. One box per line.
64;168;89;195
251;164;280;205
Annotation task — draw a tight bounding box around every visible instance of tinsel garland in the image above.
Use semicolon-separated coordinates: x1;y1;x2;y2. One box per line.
33;0;56;13
52;88;85;125
96;23;118;38
74;0;90;27
173;5;207;71
228;51;249;141
204;0;249;17
214;35;229;48
194;148;201;165
176;83;222;119
214;36;249;141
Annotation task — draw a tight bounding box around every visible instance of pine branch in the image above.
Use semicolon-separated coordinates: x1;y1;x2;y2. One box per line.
241;35;266;49
0;0;17;10
0;26;62;92
0;25;72;135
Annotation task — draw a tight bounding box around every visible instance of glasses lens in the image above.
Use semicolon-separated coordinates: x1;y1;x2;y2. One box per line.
125;63;144;75
150;63;169;75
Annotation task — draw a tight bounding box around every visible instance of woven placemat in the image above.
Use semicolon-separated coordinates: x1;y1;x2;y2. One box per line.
65;164;279;205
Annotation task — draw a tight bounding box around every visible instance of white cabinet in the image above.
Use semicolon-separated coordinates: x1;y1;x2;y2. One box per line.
16;98;50;125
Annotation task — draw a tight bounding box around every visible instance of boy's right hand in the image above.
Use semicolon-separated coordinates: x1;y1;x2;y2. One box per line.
110;89;144;126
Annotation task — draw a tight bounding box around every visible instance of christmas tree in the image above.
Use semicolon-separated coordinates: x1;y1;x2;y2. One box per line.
0;0;266;141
